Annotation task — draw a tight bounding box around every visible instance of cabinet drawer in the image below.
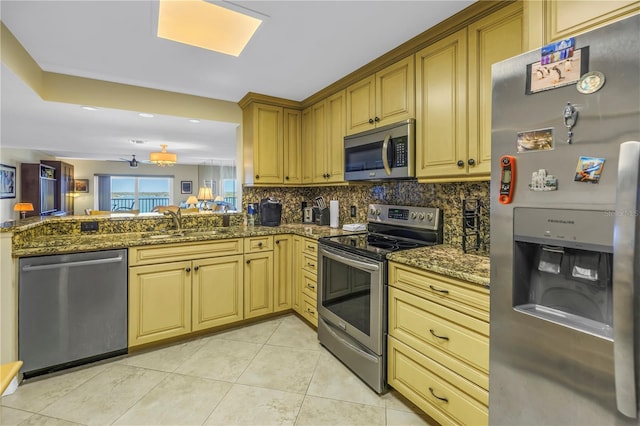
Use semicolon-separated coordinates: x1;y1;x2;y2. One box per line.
388;336;488;426
300;293;318;327
302;239;317;256
244;236;274;253
301;270;317;300
129;239;242;266
389;262;489;322
389;286;488;388
302;253;318;275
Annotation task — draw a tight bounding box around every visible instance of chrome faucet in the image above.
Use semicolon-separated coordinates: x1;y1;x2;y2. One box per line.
163;208;182;231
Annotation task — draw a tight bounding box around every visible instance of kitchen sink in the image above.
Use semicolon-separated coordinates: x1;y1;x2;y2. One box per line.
144;229;233;239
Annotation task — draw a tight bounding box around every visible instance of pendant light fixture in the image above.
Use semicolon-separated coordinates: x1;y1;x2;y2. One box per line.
149;144;177;167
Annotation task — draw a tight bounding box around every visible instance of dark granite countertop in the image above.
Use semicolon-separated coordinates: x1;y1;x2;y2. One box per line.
7;215;489;288
10;223;354;257
387;245;490;288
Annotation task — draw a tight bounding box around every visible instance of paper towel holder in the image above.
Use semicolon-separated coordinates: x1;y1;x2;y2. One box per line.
330;200;339;228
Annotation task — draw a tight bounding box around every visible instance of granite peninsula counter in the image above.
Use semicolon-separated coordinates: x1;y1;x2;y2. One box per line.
4;214;490;287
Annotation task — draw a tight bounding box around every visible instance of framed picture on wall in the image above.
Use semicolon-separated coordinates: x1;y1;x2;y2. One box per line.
74;179;89;193
0;163;16;199
181;181;192;194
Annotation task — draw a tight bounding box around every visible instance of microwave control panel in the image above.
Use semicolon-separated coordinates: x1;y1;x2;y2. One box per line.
392;136;408;167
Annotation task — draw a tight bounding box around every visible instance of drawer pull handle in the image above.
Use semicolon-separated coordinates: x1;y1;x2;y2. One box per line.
429;329;449;341
306;308;315;315
307;263;316;268
429;387;448;403
307;246;315;251
306;284;316;290
429;285;449;294
258;242;263;247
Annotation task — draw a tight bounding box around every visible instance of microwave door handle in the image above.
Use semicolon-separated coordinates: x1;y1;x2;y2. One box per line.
382;134;392;176
613;140;640;419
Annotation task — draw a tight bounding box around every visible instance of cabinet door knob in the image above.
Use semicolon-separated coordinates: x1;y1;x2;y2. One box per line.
246;260;251;264
285;176;289;180
468;158;476;166
275;240;280;244
185;267;191;272
255;174;260;179
194;266;199;271
374;116;380;122
368;118;374;124
258;242;263;247
457;160;465;168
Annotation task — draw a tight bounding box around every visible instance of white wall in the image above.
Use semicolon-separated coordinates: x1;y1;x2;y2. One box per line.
0;148;56;222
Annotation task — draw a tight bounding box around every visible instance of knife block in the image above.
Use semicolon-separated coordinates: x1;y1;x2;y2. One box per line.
313;207;330;226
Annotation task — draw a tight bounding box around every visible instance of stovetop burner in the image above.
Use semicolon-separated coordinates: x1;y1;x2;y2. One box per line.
319;204;443;261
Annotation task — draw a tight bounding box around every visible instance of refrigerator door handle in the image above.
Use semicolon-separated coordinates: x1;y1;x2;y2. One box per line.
613;140;640;419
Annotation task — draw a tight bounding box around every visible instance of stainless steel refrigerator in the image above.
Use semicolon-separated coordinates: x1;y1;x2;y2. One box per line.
490;15;640;425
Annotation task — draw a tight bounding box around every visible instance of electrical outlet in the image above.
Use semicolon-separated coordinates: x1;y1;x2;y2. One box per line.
350;206;356;217
80;221;99;232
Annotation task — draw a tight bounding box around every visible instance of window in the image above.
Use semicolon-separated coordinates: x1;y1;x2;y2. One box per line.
97;176;173;212
222;178;237;210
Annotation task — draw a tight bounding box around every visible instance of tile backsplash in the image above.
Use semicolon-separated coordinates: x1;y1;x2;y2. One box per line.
243;180;490;255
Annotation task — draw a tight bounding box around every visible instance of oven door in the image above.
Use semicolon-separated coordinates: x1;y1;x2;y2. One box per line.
317;244;385;355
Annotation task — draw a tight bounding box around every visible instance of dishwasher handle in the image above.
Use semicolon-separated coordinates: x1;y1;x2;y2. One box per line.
21;254;125;272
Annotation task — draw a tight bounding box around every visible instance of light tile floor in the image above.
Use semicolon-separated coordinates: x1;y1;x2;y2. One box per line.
1;314;435;426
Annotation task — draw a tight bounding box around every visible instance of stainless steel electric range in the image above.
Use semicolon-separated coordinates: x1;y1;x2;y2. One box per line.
317;203;443;393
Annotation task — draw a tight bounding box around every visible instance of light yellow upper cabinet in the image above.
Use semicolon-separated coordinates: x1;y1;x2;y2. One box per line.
326;90;346;183
283;108;302;184
416;2;523;181
345;75;375;135
239;95;302;186
526;0;640;50
243;103;283;184
346;56;415;136
415;29;467;180
307;91;346;184
467;2;524;177
301;107;314;184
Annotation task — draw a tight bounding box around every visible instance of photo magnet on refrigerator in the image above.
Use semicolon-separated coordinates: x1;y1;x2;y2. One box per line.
574;156;605;183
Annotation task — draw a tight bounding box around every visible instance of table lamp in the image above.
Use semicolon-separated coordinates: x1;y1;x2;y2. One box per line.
14;202;34;219
185;196;199;208
197;187;214;210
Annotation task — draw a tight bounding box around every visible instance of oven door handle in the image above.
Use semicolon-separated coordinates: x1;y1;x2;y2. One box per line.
319;246;380;272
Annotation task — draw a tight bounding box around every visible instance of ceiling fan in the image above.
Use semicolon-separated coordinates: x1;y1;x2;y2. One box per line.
119;155;140;168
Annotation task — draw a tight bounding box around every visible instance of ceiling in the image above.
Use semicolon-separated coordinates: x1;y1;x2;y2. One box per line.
0;0;475;165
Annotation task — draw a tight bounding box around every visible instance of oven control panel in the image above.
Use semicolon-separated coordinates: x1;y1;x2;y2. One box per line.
367;204;441;230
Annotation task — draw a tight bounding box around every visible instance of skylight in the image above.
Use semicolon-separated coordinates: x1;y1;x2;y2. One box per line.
157;0;262;57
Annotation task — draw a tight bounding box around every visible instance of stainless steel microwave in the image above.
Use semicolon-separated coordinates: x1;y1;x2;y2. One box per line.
344;119;415;181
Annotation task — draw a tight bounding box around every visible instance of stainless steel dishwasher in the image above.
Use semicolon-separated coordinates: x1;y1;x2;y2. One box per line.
19;249;128;378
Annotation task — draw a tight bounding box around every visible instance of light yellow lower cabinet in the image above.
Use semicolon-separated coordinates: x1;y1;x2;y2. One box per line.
291;236;303;313
244;251;274;319
129;261;192;347
300;293;318;327
388;336;488;426
274;235;292;313
192;255;244;331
